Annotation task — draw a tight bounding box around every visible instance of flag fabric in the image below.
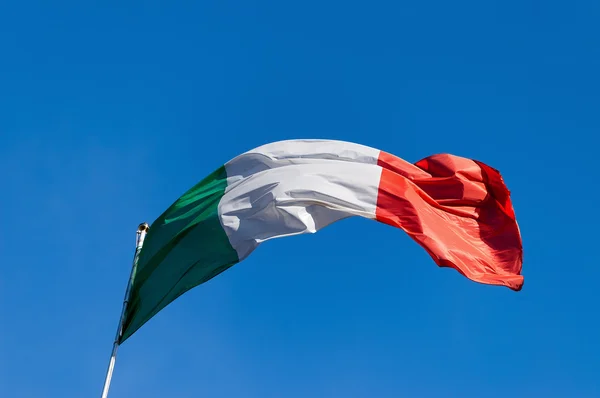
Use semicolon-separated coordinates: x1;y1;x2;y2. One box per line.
119;139;523;343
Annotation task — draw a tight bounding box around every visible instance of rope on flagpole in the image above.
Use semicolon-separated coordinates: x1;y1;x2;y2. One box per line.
100;222;149;398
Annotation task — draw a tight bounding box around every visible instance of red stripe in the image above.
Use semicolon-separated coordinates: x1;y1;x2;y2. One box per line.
376;151;523;290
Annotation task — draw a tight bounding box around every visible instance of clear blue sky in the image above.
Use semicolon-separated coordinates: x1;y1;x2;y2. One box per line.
1;1;598;397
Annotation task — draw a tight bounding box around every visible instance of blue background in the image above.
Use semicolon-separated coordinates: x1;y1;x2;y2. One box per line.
1;1;598;397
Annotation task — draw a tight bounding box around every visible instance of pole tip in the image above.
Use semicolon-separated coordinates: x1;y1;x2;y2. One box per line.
137;222;150;234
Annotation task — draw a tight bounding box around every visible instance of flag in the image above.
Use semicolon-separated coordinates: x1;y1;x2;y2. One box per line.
119;139;523;343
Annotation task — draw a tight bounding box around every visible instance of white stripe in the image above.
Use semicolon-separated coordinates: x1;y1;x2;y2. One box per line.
219;139;382;260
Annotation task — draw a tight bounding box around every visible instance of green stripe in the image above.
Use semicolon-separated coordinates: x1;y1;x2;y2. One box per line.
120;166;239;343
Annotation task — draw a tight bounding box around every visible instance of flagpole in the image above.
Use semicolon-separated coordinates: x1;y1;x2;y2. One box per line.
100;222;150;398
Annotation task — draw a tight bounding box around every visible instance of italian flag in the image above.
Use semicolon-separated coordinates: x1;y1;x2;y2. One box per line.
120;139;523;342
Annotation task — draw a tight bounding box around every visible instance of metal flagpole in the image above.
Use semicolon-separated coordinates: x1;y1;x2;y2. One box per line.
100;222;150;398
